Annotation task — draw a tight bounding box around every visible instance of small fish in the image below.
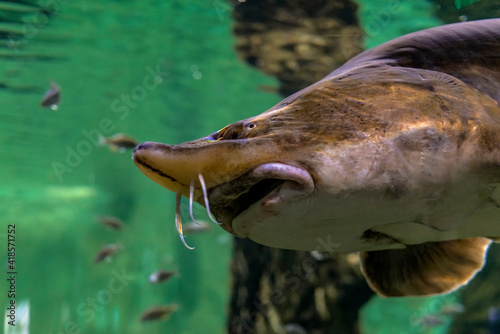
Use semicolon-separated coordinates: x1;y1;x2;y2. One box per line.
40;81;60;110
438;303;465;316
412;314;444;329
94;244;121;264
182;220;211;235
99;133;138;152
96;215;124;230
149;269;176;284
140;304;178;322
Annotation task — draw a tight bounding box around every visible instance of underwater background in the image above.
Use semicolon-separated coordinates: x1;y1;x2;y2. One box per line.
0;0;499;333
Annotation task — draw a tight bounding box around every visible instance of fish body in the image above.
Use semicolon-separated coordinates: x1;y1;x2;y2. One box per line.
149;270;176;284
140;304;178;322
40;81;60;110
96;215;124;230
94;244;121;264
133;19;500;296
101;133;138;152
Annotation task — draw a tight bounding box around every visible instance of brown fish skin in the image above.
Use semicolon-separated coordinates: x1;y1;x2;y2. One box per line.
40;81;60;109
94;244;121;264
149;270;176;284
133;19;500;245
133;20;500;296
140;304;178;322
135;61;500;248
95;216;124;230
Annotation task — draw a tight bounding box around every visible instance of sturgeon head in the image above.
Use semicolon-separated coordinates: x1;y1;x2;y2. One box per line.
134;19;500;296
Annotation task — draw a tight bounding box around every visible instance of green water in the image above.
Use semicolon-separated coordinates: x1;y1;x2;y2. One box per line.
0;1;499;333
0;1;278;333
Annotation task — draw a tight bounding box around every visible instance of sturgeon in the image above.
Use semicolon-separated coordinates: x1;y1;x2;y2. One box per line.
133;19;500;296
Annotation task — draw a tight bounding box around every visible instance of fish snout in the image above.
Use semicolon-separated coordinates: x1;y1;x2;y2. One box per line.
133;141;154;154
132;140;239;197
132;141;160;166
132;141;190;195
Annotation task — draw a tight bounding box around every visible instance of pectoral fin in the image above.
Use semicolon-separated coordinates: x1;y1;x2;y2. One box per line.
359;237;492;297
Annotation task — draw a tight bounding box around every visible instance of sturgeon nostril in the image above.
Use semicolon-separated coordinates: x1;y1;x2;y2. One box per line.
133;142;153;153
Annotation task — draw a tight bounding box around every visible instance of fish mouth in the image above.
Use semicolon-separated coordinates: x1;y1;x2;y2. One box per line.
207;163;315;237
